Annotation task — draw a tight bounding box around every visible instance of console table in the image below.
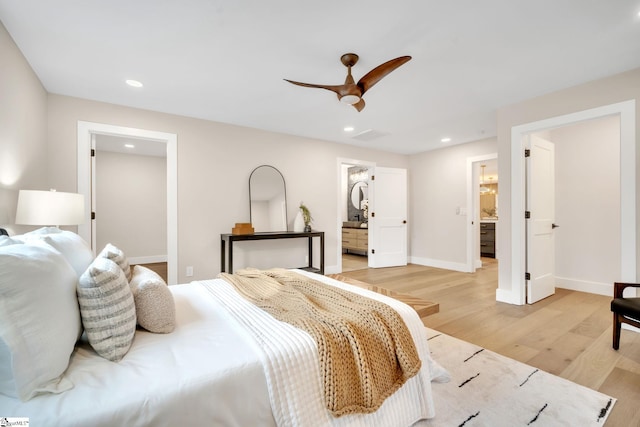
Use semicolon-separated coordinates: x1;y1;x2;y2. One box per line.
220;231;325;274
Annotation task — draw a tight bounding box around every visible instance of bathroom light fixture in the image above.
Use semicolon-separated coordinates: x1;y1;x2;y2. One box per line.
441;137;451;143
344;126;355;132
124;144;135;148
125;79;143;88
480;165;490;193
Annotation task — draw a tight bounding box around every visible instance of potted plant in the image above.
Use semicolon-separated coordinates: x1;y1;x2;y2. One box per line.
299;202;313;232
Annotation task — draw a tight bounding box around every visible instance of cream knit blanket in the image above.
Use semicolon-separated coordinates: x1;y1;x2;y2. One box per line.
220;268;422;416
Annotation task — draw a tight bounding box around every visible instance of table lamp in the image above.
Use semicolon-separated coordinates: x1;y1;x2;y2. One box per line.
15;189;85;227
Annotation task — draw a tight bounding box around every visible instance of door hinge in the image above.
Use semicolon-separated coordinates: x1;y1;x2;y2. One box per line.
91;212;96;220
525;272;531;281
91;149;95;157
524;149;530;157
525;211;531;219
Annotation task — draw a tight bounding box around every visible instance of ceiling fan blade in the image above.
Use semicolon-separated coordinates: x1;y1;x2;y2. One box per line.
352;98;365;112
283;79;346;95
357;56;411;95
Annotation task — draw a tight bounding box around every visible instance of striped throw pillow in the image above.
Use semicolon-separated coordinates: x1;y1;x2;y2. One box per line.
98;243;131;282
78;257;136;361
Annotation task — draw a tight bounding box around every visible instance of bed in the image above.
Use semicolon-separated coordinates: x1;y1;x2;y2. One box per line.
0;229;445;426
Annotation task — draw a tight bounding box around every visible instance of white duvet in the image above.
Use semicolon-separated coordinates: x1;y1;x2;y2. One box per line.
0;271;439;426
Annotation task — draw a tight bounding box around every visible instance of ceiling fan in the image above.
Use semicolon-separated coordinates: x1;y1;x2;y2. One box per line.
284;53;411;112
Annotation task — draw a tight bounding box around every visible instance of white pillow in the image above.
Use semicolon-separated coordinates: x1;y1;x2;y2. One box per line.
97;243;131;282
0;243;81;401
16;229;93;277
42;231;93;277
129;266;176;333
78;257;136;361
0;236;22;247
20;226;62;236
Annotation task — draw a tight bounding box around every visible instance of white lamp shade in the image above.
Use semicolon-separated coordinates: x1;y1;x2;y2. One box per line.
16;190;85;226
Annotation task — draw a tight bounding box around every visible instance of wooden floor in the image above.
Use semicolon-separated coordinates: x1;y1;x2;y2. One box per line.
337;259;640;426
137;262;168;282
342;253;368;272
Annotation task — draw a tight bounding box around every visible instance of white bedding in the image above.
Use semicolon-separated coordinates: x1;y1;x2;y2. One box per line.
0;271;438;426
0;283;276;426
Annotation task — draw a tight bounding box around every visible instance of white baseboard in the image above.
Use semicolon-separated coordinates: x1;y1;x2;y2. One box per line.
325;265;341;275
128;255;168;265
496;288;523;305
409;256;470;273
555;276;612;297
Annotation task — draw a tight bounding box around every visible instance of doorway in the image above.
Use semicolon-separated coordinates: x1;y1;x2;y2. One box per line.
504;100;636;305
337;158;375;273
77;121;178;285
466;154;498;273
95;134;167;273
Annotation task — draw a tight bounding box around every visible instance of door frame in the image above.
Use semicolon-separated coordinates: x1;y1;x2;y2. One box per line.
505;100;636;305
466;153;498;272
77;121;178;285
336;157;376;273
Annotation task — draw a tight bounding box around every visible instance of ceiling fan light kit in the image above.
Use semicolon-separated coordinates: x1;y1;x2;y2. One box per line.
284;52;411;112
340;94;361;105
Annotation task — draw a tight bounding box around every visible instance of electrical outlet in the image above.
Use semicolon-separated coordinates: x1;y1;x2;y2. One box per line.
186;266;194;277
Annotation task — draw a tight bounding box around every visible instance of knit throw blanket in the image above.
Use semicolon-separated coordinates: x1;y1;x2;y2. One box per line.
219;268;422;416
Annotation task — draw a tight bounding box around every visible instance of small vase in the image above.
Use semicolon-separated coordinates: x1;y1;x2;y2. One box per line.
304;224;311;232
293;210;305;232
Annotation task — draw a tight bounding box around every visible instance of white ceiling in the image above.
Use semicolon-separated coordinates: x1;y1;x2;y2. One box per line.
1;1;639;155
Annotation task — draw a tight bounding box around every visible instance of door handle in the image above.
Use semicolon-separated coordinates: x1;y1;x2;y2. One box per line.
552;223;560;229
402;220;407;224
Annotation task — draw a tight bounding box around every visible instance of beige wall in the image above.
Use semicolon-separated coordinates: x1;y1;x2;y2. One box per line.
95;150;167;260
46;94;409;282
409;137;498;269
0;22;48;234
549;115;620;293
496;67;640;301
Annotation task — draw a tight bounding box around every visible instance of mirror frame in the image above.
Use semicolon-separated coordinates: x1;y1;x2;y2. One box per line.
249;165;288;232
350;181;368;210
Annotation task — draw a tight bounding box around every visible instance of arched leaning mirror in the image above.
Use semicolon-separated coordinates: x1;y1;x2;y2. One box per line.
249;165;288;232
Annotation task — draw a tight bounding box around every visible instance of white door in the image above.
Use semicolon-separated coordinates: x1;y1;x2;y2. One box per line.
369;167;407;268
526;135;556;303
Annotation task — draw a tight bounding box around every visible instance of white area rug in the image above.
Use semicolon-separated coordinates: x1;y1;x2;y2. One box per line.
421;328;615;426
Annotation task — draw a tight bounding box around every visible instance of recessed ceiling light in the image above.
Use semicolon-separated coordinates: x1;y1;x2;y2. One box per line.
124;144;135;148
125;79;143;88
344;126;355;132
441;137;451;143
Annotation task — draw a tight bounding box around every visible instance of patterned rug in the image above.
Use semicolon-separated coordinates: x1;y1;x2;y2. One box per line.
420;328;615;426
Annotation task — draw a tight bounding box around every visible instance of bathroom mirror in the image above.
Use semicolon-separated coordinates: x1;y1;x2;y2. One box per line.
350;181;368;210
249;165;287;232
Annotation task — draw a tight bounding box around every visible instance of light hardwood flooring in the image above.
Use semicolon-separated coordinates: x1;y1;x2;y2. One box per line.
337;259;640;426
137;262;168;282
342;253;368;272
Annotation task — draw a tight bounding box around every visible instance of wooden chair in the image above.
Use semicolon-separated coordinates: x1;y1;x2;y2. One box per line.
611;282;640;350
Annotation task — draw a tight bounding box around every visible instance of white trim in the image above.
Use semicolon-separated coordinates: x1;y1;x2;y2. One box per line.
77;121;178;285
466;153;498;273
555;277;612;297
505;100;636;305
128;255;168;265
409;256;469;273
336;157;376;273
323;264;341;275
